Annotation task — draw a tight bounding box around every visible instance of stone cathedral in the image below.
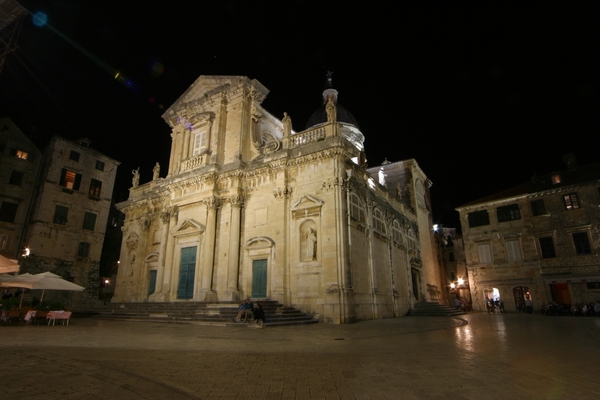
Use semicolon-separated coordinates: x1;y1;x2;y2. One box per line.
113;75;442;323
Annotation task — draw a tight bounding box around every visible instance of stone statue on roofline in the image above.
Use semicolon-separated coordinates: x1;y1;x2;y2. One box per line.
282;112;292;137
132;167;140;188
326;96;337;122
153;162;160;180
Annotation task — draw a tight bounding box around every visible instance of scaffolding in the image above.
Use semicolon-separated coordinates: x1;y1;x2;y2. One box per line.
0;0;28;75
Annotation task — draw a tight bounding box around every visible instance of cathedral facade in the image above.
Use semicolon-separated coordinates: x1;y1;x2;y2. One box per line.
112;75;442;323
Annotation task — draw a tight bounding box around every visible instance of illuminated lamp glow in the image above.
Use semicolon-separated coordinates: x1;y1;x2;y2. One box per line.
450;283;455;289
458;278;464;285
433;224;438;232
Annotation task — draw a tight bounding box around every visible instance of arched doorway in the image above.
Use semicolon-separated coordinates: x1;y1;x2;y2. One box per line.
513;286;530;312
483;287;501;312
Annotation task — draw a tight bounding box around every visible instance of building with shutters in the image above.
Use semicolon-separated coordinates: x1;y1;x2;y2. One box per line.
20;136;119;309
0;118;41;261
456;155;600;312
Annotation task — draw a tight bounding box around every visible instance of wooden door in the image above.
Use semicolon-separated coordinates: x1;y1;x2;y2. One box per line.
252;259;267;298
177;246;197;299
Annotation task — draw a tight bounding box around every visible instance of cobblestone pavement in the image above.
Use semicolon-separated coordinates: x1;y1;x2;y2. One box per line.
1;313;599;399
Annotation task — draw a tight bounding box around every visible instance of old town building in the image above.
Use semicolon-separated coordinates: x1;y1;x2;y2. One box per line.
0;118;41;262
20;136;120;309
456;155;600;312
113;75;443;323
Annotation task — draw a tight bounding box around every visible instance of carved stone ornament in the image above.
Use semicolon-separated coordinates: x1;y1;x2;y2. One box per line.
137;216;151;231
228;194;245;208
203;196;221;210
273;186;293;199
262;132;281;153
321;178;341;191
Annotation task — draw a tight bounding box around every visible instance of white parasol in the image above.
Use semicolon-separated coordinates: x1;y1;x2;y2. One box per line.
0;272;84;306
0;254;19;274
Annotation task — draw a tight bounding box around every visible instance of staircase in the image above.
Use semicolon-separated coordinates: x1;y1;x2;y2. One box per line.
96;300;318;327
408;301;466;316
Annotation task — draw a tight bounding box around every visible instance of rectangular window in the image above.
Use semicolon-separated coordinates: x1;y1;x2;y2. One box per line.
468;210;490;228
77;242;90;258
538;236;556;258
59;168;82;191
82;212;97;231
89;179;102;198
572;232;591;255
497;204;521;222
69;150;80;161
95;160;105;171
53;205;69;225
477;243;493;264
564;193;580;210
530;199;546;216
586;282;600;290
505;240;522;262
11;148;29;160
193;131;207;155
0;201;18;223
9;170;24;186
0;234;7;249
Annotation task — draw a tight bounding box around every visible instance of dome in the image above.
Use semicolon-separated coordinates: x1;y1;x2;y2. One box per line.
305;102;360;130
304;73;360;130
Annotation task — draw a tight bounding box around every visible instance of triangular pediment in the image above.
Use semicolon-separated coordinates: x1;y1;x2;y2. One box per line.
291;194;324;211
170;219;206;237
163;76;269;120
291;194;324;219
125;231;139;243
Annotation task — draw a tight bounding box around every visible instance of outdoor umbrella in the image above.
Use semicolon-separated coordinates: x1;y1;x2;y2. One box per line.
0;272;84;306
0;254;19;274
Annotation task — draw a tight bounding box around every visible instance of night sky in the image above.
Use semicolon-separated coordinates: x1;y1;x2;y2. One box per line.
1;1;598;229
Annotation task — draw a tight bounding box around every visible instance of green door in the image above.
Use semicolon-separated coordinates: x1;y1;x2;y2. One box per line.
252;259;267;298
177;246;197;299
148;270;157;297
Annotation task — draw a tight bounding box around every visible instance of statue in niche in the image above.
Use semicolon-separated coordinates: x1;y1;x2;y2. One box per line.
282;112;292;137
326;97;337;122
153;162;160;180
132;167;140;188
306;228;317;261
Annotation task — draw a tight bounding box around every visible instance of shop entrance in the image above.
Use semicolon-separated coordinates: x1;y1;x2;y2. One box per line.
513;286;530;312
550;283;571;304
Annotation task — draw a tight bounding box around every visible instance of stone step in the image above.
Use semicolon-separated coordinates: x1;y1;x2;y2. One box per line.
96;300;317;327
409;301;467;316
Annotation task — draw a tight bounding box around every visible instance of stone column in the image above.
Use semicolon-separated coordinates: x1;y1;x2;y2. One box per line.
198;196;219;301
150;208;172;301
168;132;176;177
224;195;243;301
366;197;378;319
182;129;190;160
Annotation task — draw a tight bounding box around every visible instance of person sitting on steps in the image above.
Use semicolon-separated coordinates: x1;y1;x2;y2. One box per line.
234;298;254;322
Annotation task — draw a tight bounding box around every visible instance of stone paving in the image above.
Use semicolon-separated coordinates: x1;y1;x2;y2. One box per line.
1;313;599;399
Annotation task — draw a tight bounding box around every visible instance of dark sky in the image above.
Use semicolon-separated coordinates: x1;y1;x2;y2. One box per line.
1;0;598;229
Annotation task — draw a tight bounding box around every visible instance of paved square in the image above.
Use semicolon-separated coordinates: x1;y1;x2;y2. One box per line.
1;313;599;399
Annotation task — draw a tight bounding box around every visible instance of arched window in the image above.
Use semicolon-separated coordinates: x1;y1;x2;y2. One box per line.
392;220;403;244
373;208;387;234
349;193;365;223
407;228;417;250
